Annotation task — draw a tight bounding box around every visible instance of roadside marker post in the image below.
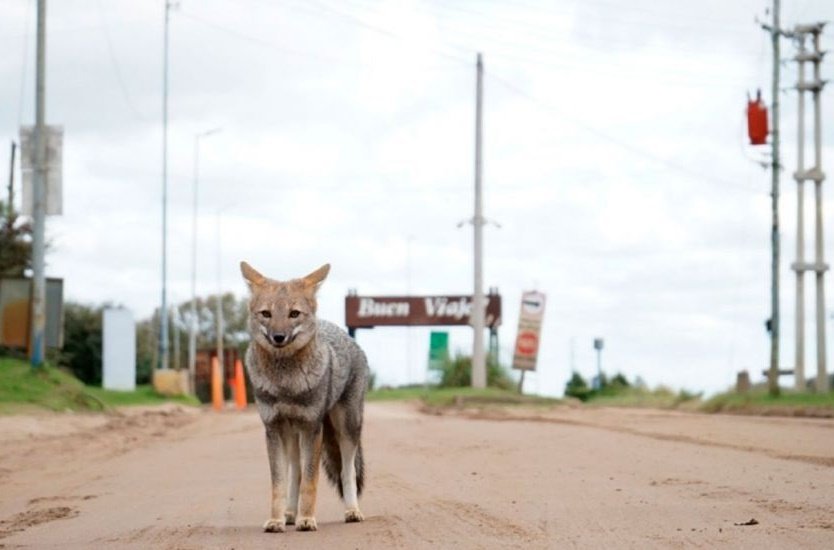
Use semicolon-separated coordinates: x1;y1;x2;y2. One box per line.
211;356;223;411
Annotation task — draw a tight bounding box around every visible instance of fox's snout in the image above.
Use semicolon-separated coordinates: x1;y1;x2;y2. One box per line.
268;331;290;347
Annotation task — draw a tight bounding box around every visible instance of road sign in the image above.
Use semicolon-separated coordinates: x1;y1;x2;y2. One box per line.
428;331;449;371
512;291;546;371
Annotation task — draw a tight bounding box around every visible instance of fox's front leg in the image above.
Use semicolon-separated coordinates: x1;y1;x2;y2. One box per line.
263;429;288;533
295;428;323;531
285;432;301;526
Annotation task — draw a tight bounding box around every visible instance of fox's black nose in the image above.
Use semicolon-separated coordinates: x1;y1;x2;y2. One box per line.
270;332;288;346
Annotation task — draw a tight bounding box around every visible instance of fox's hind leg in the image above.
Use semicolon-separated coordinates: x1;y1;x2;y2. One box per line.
285;432;301;526
329;404;364;523
339;435;364;522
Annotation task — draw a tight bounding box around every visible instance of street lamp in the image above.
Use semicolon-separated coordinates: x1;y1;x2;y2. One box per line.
189;127;222;394
215;203;236;386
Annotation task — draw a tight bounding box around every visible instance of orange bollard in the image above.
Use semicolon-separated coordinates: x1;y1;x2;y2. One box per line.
233;359;248;410
211;356;224;411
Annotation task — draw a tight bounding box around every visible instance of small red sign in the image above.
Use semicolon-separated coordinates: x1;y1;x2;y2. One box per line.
516;330;538;356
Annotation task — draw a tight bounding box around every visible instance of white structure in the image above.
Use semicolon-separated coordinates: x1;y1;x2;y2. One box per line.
791;23;828;392
103;308;136;391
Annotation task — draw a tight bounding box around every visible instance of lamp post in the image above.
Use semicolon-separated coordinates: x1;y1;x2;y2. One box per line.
215;204;236;384
189;127;221;394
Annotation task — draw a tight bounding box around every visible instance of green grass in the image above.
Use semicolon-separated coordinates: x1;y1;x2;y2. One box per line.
702;389;834;414
0;357;198;414
85;385;199;408
584;387;702;409
368;385;562;407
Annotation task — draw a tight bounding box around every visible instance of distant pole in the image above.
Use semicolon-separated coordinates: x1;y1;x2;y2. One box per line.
190;127;221;394
159;0;173;372
767;0;781;397
30;0;47;369
406;235;414;384
471;52;486;389
593;338;604;389
215;210;224;381
7;141;16;219
172;307;180;370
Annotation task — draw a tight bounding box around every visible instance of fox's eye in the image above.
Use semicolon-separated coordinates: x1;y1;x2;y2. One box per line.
289;309;301;319
259;310;271;319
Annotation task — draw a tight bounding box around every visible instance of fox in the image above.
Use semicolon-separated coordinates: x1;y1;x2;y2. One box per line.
240;261;368;533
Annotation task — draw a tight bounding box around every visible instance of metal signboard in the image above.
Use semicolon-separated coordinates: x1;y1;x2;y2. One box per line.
512;290;546;371
428;331;449;370
20;125;63;216
345;294;502;329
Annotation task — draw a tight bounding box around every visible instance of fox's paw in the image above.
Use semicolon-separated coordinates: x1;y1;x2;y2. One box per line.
345;508;364;523
263;518;286;533
285;511;296;526
295;516;318;531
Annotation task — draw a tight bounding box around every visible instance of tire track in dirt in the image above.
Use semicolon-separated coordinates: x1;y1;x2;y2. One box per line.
0;495;88;540
372;472;543;549
424;406;834;468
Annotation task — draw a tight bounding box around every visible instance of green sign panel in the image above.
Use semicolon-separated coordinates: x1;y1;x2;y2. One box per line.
428;331;449;370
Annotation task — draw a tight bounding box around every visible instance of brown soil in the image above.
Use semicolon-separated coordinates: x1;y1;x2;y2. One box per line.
1;402;832;548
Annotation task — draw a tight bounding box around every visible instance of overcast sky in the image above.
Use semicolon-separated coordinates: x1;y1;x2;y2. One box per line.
3;0;834;396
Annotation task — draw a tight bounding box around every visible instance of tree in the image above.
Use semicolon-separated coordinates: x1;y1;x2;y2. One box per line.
564;371;591;401
0;179;32;277
430;352;514;390
58;302;105;385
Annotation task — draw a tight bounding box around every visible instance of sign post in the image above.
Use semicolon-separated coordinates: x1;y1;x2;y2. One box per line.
593;338;604;389
512;291;546;394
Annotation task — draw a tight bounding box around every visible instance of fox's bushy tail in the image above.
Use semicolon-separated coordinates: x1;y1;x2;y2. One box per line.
322;416;364;498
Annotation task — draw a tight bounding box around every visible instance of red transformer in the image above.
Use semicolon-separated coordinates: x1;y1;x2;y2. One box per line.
747;90;769;146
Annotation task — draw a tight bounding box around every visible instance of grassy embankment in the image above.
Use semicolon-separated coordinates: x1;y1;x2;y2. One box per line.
368;385;561;407
0;357;198;414
702;389;834;416
369;382;834;417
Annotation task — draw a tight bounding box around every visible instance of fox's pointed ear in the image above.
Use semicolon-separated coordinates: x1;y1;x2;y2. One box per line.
240;261;266;289
302;263;330;292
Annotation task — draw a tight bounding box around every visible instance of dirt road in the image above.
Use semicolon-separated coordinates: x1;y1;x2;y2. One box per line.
1;402;833;549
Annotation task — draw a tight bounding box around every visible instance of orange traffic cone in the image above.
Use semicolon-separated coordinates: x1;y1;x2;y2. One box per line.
233;359;248;410
211;356;224;411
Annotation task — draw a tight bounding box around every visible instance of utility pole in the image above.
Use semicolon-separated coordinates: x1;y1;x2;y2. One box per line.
767;0;782;397
30;0;47;368
794;31;807;391
792;23;829;393
172;307;180;370
159;0;174;372
215;209;225;383
471;52;486;389
7;142;16;219
809;25;829;393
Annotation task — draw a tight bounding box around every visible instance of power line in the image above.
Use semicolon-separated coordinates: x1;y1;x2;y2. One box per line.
231;0;762;193
485;70;762;194
96;0;149;121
